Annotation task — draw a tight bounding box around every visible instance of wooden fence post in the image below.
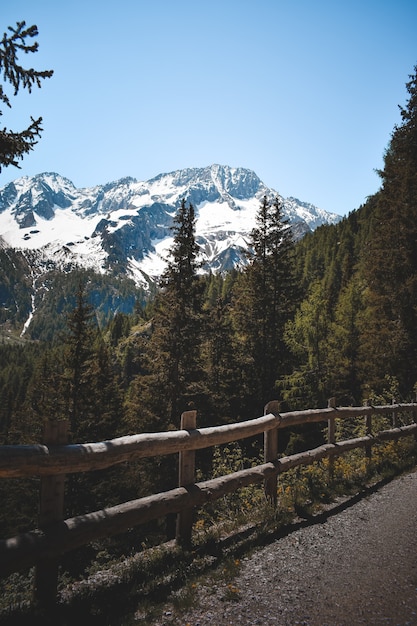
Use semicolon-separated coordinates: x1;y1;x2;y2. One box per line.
365;399;373;465
414;395;417;443
176;410;197;548
327;398;336;481
33;419;68;610
264;401;280;507
392;397;398;428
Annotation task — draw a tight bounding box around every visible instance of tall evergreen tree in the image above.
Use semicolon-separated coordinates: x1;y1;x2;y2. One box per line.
232;196;297;412
61;282;97;440
142;199;204;426
202;292;242;421
281;280;330;408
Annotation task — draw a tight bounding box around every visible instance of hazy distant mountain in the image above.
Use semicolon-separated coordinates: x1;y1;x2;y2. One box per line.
0;164;341;287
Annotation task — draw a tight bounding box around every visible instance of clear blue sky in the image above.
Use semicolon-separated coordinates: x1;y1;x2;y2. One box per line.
1;0;416;215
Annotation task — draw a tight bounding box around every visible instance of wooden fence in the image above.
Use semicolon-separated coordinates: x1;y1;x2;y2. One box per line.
1;399;416;608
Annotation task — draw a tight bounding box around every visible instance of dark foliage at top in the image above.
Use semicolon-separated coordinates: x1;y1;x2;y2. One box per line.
0;21;53;171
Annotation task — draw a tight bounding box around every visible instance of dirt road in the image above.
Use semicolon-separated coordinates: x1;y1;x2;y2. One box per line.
168;470;417;625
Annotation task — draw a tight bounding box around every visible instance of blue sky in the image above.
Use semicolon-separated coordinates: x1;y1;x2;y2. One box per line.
1;0;416;215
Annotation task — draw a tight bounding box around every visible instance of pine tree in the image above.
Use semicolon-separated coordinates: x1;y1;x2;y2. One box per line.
142;199;205;426
281;280;330;408
232;196;298;412
0;21;53;170
60;282;97;440
202;292;242;421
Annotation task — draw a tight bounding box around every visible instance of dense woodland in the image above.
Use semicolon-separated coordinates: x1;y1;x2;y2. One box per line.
0;67;416;566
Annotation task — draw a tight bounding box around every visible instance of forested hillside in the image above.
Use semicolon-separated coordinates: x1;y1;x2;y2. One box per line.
286;65;417;407
0;66;416;570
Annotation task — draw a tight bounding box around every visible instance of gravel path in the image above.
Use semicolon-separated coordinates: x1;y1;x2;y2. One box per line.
159;470;417;625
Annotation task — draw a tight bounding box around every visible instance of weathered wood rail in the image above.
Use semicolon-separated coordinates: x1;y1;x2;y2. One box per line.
1;400;416;608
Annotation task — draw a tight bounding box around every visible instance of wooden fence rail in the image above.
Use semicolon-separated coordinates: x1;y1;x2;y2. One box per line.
1;403;415;479
1;400;416;608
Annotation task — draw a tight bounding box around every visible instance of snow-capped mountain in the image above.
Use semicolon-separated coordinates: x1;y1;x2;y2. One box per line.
0;164;340;286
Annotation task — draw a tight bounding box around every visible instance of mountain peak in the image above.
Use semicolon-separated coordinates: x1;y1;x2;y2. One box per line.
0;165;340;286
